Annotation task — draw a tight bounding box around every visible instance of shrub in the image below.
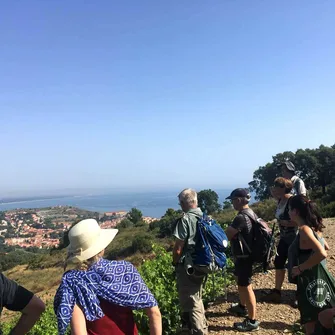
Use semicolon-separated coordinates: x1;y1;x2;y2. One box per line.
213;209;236;229
135;245;234;335
251;198;277;221
319;201;335;218
132;234;153;253
117;218;134;229
1;303;70;335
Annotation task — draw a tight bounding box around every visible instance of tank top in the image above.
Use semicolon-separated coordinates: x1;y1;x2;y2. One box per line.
275;197;297;242
288;230;327;284
86;299;138;335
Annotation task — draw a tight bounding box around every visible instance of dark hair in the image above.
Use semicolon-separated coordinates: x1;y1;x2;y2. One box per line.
274;177;293;194
289;195;324;232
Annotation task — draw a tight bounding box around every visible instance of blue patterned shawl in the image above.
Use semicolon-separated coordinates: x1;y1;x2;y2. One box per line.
54;258;157;335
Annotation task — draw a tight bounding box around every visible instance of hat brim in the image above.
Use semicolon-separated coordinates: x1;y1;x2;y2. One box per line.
225;195;232;199
68;228;118;263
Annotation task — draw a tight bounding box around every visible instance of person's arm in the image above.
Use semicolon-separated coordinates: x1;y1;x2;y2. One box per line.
1;273;45;335
292;226;327;277
172;217;188;265
225;226;239;241
318;307;335;329
70;304;87;335
9;295;45;335
172;239;185;264
145;306;162;335
225;215;244;241
323;238;330;251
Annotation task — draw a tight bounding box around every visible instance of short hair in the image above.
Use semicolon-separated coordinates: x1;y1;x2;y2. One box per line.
240;197;250;205
178;188;198;207
274;177;293;194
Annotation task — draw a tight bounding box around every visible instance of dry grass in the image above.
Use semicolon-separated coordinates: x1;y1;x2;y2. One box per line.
5;265;63;293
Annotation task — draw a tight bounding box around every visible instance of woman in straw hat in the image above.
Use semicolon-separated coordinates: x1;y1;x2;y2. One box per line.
54;219;162;335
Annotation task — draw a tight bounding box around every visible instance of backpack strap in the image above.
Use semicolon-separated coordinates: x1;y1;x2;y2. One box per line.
237;210;257;256
238;234;252;255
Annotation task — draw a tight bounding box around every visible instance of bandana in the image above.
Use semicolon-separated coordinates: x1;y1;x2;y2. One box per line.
54;258;157;335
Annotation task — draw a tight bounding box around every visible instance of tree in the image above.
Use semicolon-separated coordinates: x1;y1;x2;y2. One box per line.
222;201;232;210
197;189;221;214
117;219;133;229
127;208;143;224
248;145;335;201
157;208;182;238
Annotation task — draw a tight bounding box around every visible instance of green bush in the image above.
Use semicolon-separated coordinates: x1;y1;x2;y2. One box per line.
213;209;236;229
319;201;335;218
132;234;153;253
117;218;134;229
135;245;234;335
251;198;277;221
0;250;39;272
1;302;70;335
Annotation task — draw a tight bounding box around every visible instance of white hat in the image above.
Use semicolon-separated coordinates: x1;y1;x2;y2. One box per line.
67;219;118;263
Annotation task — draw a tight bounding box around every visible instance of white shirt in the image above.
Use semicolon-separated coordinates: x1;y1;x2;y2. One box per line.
291;176;307;196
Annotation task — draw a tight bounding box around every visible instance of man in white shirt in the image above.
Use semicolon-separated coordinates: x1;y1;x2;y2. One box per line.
280;161;307;196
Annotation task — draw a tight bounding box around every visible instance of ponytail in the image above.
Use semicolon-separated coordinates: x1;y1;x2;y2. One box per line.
63;254;102;272
290;195;324;232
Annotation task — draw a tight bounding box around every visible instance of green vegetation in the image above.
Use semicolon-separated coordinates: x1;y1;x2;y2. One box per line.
127;207;144;225
1;302;70;335
198;189;221;214
151;208;182;238
134;245;233;335
0;250;41;272
249;144;335;216
2;143;335;334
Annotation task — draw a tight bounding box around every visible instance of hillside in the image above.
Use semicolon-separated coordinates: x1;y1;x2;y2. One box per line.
2;218;335;334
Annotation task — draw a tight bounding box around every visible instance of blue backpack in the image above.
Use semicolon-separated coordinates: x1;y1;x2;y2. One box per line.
193;214;228;273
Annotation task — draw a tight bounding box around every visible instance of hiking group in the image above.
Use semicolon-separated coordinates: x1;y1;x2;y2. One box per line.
0;160;335;335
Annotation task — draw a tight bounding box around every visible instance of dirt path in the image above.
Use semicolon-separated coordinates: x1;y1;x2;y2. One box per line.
206;219;335;334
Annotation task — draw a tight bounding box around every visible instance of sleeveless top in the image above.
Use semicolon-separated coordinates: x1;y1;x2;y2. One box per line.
275;197;297;243
288;231;326;284
86;299;138;335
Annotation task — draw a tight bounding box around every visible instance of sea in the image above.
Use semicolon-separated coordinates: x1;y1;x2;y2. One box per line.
0;190;232;219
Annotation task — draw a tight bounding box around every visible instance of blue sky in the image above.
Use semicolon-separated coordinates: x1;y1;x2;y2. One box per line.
1;1;334;196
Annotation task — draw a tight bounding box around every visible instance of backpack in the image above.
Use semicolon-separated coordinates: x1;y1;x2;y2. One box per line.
193;214;228;273
239;211;273;267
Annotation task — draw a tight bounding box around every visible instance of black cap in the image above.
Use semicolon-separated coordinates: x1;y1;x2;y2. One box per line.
278;161;295;172
226;188;251;200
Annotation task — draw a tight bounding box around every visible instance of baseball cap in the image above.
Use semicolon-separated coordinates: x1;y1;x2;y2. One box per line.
278;161;295;172
226;188;251;200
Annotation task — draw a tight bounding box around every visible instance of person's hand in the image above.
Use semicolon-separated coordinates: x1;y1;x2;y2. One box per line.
318;307;335;329
292;266;302;278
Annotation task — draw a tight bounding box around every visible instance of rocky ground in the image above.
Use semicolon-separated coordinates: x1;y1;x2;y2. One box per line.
206;219;335;334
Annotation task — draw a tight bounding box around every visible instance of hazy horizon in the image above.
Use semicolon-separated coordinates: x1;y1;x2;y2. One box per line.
0;185;234;200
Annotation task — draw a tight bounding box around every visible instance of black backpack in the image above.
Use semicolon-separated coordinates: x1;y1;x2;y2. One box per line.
238;211;273;266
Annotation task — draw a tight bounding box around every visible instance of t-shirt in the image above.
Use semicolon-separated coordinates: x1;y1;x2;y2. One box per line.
173;207;203;262
0;273;33;314
229;208;255;258
86;299;138;335
291;176;307;196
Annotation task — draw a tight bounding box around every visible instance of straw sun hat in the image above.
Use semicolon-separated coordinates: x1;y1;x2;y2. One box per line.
67;219;118;263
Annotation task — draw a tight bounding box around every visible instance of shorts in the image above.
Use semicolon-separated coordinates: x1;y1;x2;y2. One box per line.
234;258;253;287
275;238;295;270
